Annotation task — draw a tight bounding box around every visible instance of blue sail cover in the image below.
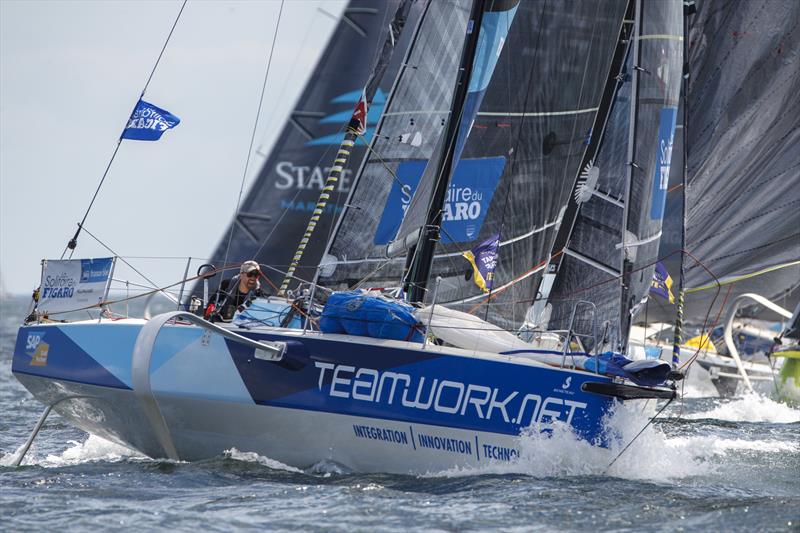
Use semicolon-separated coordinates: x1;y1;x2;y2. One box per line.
320;291;424;342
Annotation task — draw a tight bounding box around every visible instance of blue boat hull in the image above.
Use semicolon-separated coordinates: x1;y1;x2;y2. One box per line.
13;319;617;473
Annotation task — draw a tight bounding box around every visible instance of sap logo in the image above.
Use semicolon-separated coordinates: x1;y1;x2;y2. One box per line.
26;333;43;353
274;162;352;193
25;332;49;367
315;362;587;427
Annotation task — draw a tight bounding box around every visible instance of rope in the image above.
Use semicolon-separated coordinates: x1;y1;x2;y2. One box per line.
221;0;286;270
63;0;188;259
606;395;674;472
686;259;800;294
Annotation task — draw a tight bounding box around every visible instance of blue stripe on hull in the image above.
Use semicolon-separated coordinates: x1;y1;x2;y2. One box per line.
13;325;131;390
225;332;613;442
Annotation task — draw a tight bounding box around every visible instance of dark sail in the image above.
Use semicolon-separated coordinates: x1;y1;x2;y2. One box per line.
544;0;683;350
325;0;629;331
323;0;472;286
206;1;411;291
649;0;800;324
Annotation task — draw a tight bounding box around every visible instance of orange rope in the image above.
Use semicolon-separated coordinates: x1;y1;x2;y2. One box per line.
467;250;562;315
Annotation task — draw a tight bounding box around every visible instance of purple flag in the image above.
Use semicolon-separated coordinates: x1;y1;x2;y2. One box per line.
650;262;675;303
463;234;500;293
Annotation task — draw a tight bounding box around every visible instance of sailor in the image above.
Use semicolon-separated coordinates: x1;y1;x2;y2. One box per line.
205;260;264;322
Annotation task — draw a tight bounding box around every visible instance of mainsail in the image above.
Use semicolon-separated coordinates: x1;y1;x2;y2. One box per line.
651;0;800;324
206;1;411;290
325;0;629;331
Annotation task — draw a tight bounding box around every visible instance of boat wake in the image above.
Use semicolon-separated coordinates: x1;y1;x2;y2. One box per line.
684;392;800;423
0;434;143;468
423;399;798;482
224;448;303;473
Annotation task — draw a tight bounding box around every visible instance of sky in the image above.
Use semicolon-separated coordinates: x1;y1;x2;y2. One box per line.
0;0;347;297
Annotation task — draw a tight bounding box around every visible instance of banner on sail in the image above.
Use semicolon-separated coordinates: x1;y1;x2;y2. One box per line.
374;157;505;245
122;100;180;141
38;257;115;314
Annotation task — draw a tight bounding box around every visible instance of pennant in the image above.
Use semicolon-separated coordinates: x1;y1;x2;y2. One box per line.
463;234;500;293
347;89;368;135
122;99;180;141
650;261;675;303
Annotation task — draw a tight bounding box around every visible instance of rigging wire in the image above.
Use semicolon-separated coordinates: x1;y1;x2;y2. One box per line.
605;395;674;472
76;224;181;302
221;0;286;270
63;0;188;260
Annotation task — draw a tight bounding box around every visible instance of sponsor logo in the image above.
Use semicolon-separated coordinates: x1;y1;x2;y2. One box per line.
274;162;353;193
304;89;386;146
315;362;587;428
25;332;49;366
562;377;572;390
80;258;112;284
374;157;506;245
650;107;677;220
42;272;75;299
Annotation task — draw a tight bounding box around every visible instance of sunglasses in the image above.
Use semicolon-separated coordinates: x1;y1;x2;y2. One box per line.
246;271;260;278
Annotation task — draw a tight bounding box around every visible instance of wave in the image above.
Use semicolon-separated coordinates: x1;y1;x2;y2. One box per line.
1;434;143;467
684;392;800;423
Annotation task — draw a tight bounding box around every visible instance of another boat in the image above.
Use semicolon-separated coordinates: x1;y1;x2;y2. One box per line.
12;0;684;473
628;0;800;397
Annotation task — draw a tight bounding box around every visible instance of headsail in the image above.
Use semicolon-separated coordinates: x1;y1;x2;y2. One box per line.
542;0;683;351
206;1;412;291
651;0;800;323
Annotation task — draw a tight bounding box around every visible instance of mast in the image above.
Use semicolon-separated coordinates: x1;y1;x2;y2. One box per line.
406;0;487;304
618;0;643;352
671;1;694;368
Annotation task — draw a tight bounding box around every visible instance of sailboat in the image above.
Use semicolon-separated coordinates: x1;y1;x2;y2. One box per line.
11;0;684;473
628;0;800;397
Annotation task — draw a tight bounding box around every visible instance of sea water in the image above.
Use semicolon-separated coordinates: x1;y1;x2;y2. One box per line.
1;295;797;532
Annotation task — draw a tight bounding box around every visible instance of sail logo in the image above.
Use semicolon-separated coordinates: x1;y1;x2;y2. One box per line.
25;332;49;366
80;258;112;284
304;89;386;147
274;162;353;193
374;156;506;245
650;107;678;220
314;362;587;428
